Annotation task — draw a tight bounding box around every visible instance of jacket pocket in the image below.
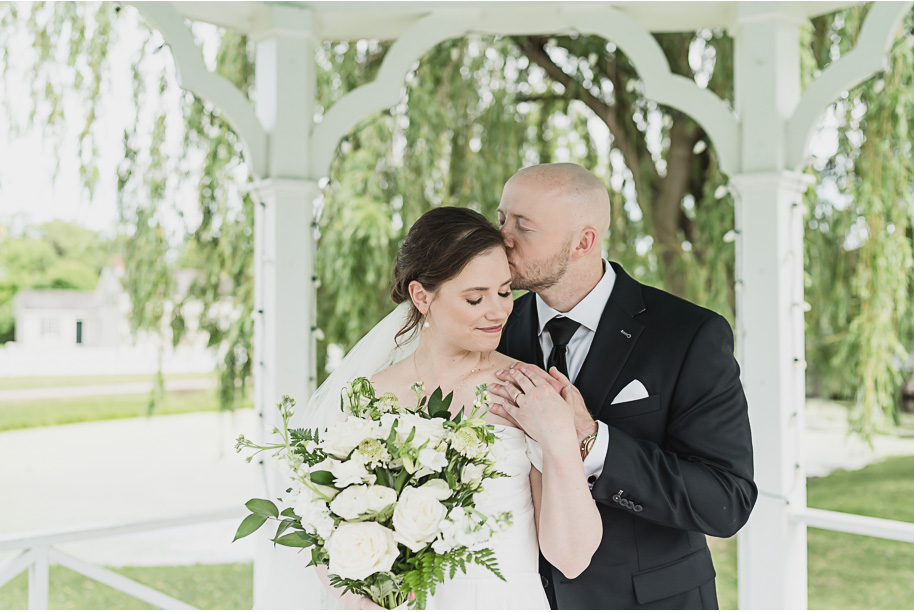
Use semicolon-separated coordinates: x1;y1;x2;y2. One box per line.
605;394;661;420
631;547;716;605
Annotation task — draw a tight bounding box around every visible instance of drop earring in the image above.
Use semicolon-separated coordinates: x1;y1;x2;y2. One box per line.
423;315;430;329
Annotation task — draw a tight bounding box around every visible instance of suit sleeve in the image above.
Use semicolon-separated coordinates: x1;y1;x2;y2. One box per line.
590;314;757;538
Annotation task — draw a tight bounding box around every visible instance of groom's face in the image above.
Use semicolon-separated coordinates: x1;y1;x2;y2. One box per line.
497;181;574;293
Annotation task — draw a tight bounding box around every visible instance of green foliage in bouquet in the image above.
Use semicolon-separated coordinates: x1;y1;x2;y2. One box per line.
234;380;513;609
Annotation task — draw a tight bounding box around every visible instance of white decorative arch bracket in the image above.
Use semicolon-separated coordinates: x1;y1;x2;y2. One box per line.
126;1;270;178
786;1;913;170
563;6;740;177
310;9;482;179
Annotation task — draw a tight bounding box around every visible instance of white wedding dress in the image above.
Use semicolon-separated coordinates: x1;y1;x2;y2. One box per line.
422;424;549;610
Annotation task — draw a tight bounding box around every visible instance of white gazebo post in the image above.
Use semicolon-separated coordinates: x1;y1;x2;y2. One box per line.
248;5;321;608
730;3;811;609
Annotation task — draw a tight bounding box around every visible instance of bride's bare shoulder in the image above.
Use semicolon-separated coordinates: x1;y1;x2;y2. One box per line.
369;358;417;405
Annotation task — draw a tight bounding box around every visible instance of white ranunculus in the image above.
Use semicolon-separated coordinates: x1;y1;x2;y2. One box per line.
392;486;448;552
418;478;452;501
329;484;397;520
326;522;400;581
365;485;398;513
417;447;448;473
322;416;379;459
330;457;376;488
329;485;372;520
461;463;485;485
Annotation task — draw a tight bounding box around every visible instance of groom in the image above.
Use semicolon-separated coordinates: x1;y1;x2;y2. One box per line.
489;163;757;609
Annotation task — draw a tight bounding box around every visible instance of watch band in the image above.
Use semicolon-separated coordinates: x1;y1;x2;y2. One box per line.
580;429;598;461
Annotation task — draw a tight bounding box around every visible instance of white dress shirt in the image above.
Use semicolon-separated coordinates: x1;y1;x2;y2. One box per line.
535;260;614;486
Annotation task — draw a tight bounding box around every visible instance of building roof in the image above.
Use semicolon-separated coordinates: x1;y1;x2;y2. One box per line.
14;290;98;311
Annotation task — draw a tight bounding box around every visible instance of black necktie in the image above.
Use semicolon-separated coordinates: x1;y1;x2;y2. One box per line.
544;316;581;378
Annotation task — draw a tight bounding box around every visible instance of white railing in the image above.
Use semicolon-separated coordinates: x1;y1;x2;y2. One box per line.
791;506;914;544
0;508;245;610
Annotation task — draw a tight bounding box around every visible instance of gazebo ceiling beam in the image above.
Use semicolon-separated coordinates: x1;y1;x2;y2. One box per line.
170;1;860;40
787;1;913;170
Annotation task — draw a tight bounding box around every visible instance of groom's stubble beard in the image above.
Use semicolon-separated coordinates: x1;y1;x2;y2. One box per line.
509;241;573;294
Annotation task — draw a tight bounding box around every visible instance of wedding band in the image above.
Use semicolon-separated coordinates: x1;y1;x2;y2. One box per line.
512;391;521;403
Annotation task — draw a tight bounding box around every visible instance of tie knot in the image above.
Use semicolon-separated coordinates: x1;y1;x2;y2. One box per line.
545;316;581;347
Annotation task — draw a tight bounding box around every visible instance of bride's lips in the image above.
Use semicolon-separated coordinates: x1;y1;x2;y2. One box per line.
478;324;504;334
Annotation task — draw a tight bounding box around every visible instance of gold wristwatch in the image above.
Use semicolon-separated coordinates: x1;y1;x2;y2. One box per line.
580;429;598;461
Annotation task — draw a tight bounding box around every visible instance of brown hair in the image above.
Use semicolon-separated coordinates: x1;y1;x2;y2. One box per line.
391;206;505;344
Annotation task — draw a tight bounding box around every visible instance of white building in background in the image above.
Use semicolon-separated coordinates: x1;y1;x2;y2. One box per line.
1;264;220;377
13;267;128;349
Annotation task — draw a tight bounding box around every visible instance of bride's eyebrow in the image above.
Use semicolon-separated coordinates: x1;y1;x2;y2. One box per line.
462;279;512;292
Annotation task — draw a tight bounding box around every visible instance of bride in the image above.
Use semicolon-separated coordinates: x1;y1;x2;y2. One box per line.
295;206;602;609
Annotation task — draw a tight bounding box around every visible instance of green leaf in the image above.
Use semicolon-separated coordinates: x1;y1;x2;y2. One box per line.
275;518;296;540
233;514;267;541
310;470;335;486
273;531;319;548
394;467;411;495
245;498;279;518
281;507;300;519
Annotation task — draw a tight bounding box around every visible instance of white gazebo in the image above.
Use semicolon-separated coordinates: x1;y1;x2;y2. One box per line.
127;1;914;608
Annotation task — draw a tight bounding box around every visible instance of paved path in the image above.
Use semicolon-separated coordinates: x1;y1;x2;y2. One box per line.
0;409;261;567
0;378;217;402
0;401;912;568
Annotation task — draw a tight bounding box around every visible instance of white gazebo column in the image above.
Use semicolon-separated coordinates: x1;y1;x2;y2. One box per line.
248;5;321;608
730;3;810;609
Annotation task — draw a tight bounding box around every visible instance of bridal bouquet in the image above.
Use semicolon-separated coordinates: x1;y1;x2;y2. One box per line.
234;378;512;609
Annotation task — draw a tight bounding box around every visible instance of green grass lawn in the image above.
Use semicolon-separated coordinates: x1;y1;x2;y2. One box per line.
710;454;914;609
0;388;252;431
0;562;252;609
0;372;215;392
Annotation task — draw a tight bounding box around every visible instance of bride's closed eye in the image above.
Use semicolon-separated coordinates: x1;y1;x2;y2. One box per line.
467;291;511;305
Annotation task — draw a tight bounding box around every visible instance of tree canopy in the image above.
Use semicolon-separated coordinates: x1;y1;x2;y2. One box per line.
1;2;912;438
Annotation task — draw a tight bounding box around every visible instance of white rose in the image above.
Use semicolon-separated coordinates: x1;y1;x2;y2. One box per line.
327;522;400;581
461;463;485;485
330;458;376;488
330;485;397;520
392;486;448;552
322;416;379;459
417;447;448;474
419;479;452;501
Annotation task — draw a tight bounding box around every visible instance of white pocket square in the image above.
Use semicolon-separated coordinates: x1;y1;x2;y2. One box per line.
611;379;649;405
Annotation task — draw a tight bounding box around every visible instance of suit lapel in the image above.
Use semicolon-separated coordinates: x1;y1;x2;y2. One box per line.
575;262;646;420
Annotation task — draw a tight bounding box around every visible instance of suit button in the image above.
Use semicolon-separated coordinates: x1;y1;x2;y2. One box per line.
541;575;549;588
634;504;643;512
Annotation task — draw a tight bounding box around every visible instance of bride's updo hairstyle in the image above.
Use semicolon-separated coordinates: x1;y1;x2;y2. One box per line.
391;206;505;344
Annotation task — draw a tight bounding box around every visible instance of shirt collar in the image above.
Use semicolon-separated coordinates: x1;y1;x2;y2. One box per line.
535;260;617;336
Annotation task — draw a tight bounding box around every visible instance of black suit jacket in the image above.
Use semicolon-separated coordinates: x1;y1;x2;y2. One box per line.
497;262;757;609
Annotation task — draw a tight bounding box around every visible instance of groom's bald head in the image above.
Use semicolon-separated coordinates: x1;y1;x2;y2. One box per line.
503;163;611;240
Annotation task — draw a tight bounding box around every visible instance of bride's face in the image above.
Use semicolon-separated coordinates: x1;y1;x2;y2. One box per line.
424;248;513;352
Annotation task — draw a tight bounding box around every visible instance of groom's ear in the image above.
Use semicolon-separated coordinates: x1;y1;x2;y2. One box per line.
408;280;431;314
572;227;599;259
